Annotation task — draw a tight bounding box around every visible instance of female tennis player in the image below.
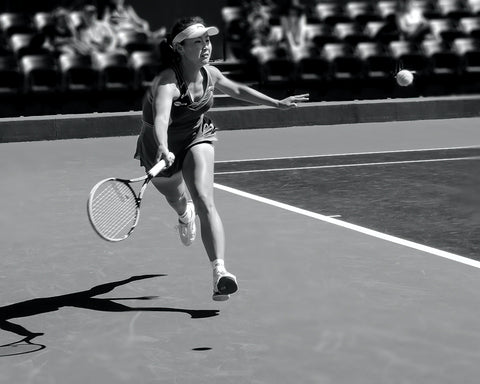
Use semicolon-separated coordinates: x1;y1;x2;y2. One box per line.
134;16;309;301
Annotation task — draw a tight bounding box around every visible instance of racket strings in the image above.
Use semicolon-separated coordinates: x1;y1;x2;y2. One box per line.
92;187;137;238
93;183;137;234
90;181;139;240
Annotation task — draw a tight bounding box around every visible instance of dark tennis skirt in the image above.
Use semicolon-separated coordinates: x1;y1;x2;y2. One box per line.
134;115;218;177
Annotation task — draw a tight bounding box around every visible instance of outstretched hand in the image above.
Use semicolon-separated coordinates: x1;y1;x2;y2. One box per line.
277;94;310;109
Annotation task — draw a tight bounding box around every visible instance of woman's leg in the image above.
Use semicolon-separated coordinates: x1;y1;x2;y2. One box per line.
151;171;196;246
182;143;237;300
150;171;188;216
182;143;224;263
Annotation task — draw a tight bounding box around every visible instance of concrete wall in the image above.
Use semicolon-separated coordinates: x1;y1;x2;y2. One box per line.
1;96;480;143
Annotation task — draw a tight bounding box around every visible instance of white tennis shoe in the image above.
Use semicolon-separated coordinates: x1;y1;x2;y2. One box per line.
212;269;238;301
177;200;196;246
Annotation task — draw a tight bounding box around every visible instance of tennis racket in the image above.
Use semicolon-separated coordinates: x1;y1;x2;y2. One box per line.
87;160;166;242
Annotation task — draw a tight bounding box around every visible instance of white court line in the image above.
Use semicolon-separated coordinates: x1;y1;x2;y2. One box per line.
214;156;480;175
214;183;480;269
215;145;480;164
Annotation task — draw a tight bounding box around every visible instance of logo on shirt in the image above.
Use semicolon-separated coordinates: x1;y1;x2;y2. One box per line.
173;100;188;107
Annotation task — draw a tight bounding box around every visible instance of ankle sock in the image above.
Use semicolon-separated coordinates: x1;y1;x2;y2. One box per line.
178;203;193;223
212;259;226;273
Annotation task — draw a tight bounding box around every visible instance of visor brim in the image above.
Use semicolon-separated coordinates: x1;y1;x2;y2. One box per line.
172;24;219;44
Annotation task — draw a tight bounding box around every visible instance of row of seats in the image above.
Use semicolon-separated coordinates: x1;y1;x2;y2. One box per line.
0;50;161;94
220;1;480;89
265;17;480;47
222;2;480;55
1;35;479;95
0;9;165;94
313;0;480;24
1;28;156;57
259;37;480;84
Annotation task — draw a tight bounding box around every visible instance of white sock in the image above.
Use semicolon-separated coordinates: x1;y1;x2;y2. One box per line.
178;202;192;223
212;259;226;272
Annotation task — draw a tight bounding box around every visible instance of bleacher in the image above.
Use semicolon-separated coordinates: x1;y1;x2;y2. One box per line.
220;0;480;101
0;9;163;117
1;1;480;118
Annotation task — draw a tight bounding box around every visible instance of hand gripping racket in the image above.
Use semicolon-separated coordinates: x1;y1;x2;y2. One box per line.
87;160;166;242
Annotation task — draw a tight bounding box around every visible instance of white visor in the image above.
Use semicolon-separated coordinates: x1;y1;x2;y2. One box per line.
172;23;219;45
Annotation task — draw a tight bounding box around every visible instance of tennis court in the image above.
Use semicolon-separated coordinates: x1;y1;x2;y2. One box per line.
1;115;480;383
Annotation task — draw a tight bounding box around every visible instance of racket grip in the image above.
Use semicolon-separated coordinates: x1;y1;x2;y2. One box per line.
147;160;166;178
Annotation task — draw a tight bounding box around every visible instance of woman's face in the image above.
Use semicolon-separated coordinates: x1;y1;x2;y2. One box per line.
179;33;212;66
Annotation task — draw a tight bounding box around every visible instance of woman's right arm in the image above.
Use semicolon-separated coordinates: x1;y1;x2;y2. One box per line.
152;73;178;166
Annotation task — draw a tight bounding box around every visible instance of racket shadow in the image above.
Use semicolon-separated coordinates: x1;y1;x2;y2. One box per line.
0;274;220;357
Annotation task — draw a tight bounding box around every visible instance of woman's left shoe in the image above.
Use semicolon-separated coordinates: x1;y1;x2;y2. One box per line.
177;200;196;246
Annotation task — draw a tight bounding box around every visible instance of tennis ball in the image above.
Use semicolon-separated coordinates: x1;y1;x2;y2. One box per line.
396;69;414;87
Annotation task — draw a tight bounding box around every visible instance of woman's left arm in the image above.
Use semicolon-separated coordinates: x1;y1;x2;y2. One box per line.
209;65;308;109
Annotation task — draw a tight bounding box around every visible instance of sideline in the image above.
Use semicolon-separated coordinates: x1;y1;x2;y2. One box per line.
214;183;480;269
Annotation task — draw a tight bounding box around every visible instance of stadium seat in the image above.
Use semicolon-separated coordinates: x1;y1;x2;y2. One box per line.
452;37;480;73
33;12;55;36
129;50;161;89
321;42;363;79
116;30;153;54
458;16;480;38
333;22;371;45
258;51;296;85
93;51;133;90
376;1;400;22
0;13;33;37
304;23;338;48
364;20;401;44
314;3;350;25
421;39;462;74
0;54;23;94
355;41;396;79
8;33;49;58
436;0;472;19
467;0;480;14
20;54;59;93
296;48;330;82
345;1;381;24
428;18;465;43
408;0;440;19
59;53;98;92
388;40;430;75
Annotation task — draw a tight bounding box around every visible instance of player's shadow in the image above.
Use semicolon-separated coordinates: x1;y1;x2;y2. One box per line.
0;274;219;357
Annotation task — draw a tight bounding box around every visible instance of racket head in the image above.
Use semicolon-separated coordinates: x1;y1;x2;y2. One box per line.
87;178;141;242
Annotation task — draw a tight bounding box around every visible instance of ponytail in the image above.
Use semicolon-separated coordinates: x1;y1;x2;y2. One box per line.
159;35;180;68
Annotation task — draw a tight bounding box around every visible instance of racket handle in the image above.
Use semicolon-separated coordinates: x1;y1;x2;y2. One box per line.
148;160;166;178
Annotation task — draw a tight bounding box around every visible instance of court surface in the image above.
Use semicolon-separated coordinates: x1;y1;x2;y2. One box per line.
1;116;480;384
